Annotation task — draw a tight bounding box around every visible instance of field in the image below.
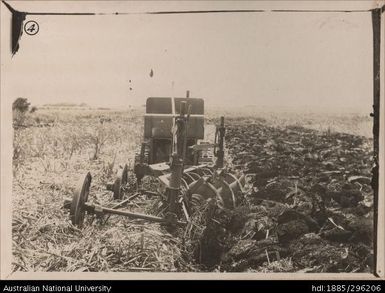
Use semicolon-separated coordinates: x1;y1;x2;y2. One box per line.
11;106;374;273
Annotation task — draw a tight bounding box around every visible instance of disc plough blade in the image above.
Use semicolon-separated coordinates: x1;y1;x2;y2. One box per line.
182;166;250;210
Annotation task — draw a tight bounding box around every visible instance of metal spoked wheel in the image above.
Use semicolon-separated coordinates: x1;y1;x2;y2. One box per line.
70;172;92;227
113;164;129;200
112;177;122;200
121;164;128;186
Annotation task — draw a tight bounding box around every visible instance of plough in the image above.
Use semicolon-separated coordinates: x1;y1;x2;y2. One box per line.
64;95;250;229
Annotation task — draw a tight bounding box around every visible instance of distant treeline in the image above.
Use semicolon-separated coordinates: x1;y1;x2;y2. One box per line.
42;102;89;107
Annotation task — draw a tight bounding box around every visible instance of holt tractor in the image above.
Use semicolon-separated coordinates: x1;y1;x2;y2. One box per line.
64;93;251;231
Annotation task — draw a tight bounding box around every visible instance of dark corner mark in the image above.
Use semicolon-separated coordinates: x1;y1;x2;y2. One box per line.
1;0;95;56
2;0;26;56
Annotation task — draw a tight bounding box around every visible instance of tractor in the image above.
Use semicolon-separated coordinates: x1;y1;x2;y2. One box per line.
64;93;250;230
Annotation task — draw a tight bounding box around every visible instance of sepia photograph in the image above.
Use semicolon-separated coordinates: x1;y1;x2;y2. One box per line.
1;0;384;280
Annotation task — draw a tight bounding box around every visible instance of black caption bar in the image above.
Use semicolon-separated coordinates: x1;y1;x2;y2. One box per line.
0;280;384;293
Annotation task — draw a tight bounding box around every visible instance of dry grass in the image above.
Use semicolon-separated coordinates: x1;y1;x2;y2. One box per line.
12;108;189;272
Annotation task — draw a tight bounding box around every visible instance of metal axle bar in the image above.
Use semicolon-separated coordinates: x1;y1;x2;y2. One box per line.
64;198;186;226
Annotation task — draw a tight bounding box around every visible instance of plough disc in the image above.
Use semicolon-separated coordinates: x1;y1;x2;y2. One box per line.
190;193;206;208
211;177;236;209
70;172;92;227
180;166;248;210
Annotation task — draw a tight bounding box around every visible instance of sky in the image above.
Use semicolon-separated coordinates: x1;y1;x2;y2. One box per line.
0;1;376;112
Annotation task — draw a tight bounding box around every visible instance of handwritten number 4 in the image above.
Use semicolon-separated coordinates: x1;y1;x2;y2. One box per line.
27;24;36;33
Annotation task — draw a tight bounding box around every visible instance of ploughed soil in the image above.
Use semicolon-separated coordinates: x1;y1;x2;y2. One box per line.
185;118;374;273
